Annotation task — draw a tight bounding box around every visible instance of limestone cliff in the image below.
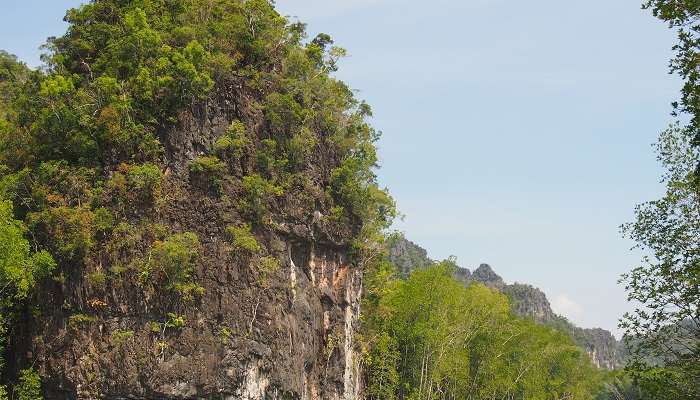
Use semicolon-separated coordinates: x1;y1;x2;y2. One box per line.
1;1;393;398
17;91;367;400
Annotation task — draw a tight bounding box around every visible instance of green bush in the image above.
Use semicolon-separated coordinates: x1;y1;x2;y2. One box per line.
15;368;43;400
214;120;250;158
287;127;317;168
256;255;280;287
225;224;261;252
240;174;284;223
256;138;288;174
26;206;97;262
68;313;95;328
105;163;164;207
93;207;115;232
110;329;134;346
0;200;56;300
144;232;203;300
126;163;164;200
165;313;186;329
265;92;305;136
150;313;186;335
189;156;226;193
189;156;226;175
87;271;107;287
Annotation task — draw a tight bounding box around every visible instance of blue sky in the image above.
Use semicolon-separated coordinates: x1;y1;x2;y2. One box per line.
0;0;679;337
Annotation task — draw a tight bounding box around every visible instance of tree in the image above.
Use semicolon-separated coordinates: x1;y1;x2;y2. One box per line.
620;124;700;399
363;259;602;400
643;0;700;146
0;198;54;396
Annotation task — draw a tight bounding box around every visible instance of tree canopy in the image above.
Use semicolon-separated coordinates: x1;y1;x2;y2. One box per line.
362;258;603;400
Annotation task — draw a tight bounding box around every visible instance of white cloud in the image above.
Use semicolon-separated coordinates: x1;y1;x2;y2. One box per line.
551;294;584;319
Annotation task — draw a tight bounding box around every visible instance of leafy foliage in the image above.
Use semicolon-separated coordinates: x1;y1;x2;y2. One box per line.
240;174;284;223
225;224;261;252
214;120;251;159
255;256;280;287
0;200;56;301
643;0;700;145
362;259;603;400
0;199;55;385
142;232;203;300
620;125;700;399
189;156;226;193
14;368;43;400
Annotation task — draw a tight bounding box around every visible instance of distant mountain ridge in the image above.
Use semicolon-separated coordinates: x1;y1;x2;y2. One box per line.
386;234;622;369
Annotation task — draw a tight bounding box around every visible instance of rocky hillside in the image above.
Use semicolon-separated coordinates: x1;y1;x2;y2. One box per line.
386;235;623;369
0;1;394;398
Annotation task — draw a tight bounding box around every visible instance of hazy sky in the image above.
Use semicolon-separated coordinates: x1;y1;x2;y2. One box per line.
0;0;680;337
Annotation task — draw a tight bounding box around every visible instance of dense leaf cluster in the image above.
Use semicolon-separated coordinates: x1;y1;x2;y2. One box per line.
620;125;700;399
361;258;604;400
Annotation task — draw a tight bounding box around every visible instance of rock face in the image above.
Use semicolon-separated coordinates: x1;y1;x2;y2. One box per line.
471;264;505;290
18;93;364;399
502;283;555;322
386;234;433;278
569;328;620;370
386;235;622;370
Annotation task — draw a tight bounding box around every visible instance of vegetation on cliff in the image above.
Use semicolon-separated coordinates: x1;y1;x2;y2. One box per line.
1;0;696;398
0;0;393;396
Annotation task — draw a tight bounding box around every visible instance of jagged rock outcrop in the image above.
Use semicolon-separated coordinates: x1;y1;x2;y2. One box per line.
385;235;622;370
502;283;555;322
569;327;620;370
471;264;505;290
386;234;433;278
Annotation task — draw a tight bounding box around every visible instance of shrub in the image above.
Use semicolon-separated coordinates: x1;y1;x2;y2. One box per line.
256;256;280;287
225;224;261;252
165;313;186;329
214;120;250;158
26;206;97;262
110;329;134;346
0;199;56;300
144;232;203;300
240;174;284;223
126;163;163;200
265;92;304;136
106;163;164;206
15;368;42;400
219;326;233;342
256;138;288;174
189;156;226;175
287;127;316;168
93;207;115;232
87;271;107;287
150;313;186;335
189;156;226;193
68;313;95;328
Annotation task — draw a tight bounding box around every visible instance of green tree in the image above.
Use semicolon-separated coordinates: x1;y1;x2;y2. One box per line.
363;259;601;400
643;1;700;146
0;199;54;394
620;124;700;399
